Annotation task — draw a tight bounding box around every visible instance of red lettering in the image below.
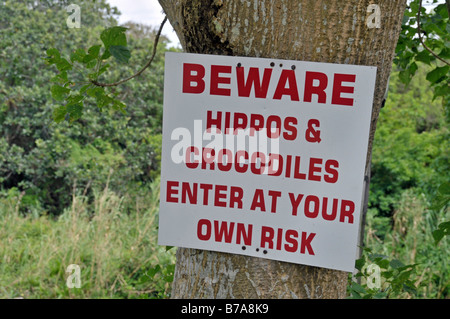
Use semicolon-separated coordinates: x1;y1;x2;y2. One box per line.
214;220;234;243
288;193;304;216
273;70;300;101
217;148;233;172
260;226;274;249
268;153;283;176
308;158;323;182
235;151;249;173
236;67;272;98
266;115;281;138
166;181;179;203
304;71;328;103
293;156;307;180
230;186;244;209
236;223;253;245
185;146;199;169
283;117;298;140
284;229;298;253
181;182;197;204
206;110;222;132
340;200;355;224
268;190;282;213
285;155;292;178
199;183;213;205
210;65;232;96
233;112;248;133
183;63;205;94
201;147;215;170
214;185;227;207
332;73;356;106
304;195;320;219
324;160;339;183
249;113;265;135
250;152;266;175
300;232;316;255
322;197;339;221
197;219;211;241
250;189;266;212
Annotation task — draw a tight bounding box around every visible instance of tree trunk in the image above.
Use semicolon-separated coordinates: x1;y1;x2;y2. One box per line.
158;0;407;299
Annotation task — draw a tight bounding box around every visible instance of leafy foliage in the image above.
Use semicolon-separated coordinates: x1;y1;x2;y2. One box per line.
366;60;449;298
348;248;418;299
369;64;449;219
0;0;171;214
395;0;450;120
45;25;130;122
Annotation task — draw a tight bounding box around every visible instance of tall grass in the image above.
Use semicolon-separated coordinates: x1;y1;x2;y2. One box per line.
1;180;447;298
0;179;175;299
365;189;449;298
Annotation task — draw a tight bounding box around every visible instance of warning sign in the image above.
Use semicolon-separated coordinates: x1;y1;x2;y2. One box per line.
158;52;376;272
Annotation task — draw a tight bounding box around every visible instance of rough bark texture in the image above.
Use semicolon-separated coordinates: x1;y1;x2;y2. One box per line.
158;0;407;299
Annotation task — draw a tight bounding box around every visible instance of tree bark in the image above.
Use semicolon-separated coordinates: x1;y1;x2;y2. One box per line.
158;0;407;299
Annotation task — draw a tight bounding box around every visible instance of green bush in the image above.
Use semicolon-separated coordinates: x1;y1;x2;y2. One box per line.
0;0;170;215
369;64;449;220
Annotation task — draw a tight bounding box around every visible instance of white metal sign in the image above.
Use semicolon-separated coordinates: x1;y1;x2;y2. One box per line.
158;52;376;272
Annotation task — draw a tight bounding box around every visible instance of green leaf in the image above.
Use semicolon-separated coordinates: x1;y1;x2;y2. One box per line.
101;49;111;60
100;26;127;49
55;58;72;72
66;94;83;104
426;65;450;83
390;259;405;269
432;229;445;245
112;99;126;113
67;103;83;122
147;265;161;278
85;59;98;69
377;259;390;269
433;221;450;244
46;48;61;64
50;71;68;84
86;87;104;98
82;45;101;66
438;182;450;195
436;4;449;19
53;105;67;123
373;292;387;299
351;283;367;294
70;48;86;63
97;94;114;108
51;85;71;101
97;63;110;76
87;45;101;59
398;69;412;85
80;84;91;94
355;257;365;271
108;45;131;64
100;26;128;60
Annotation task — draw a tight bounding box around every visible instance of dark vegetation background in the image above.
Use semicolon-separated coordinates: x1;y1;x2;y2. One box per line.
0;0;448;298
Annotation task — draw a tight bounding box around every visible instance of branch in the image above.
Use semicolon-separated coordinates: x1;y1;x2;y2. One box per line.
417;0;450;66
92;16;168;87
